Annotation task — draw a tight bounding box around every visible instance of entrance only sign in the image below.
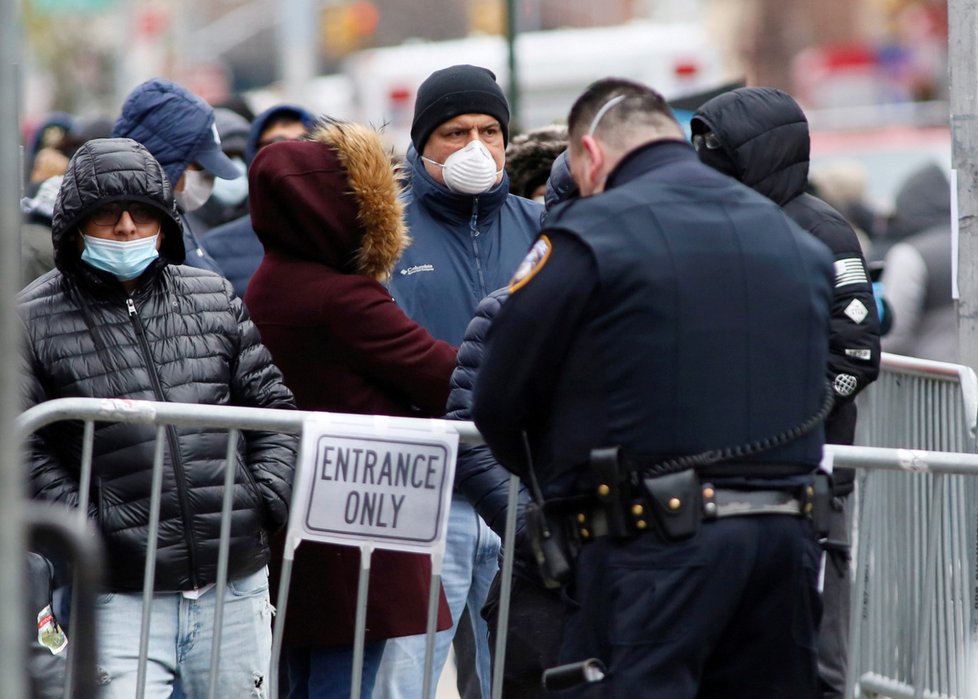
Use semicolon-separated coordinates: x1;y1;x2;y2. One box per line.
286;414;460;555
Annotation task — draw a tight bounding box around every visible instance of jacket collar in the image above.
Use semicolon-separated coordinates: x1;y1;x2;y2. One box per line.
407;147;510;225
605;139;698;190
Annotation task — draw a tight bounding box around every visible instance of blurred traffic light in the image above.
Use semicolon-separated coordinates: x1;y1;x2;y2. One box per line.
321;1;379;57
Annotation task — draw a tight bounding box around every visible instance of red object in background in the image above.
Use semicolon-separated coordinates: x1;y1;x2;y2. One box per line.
185;63;231;106
813;43;876;71
350;1;379;36
387;85;413;130
137;6;168;38
673;61;699;79
388;86;411;104
792;41;914;109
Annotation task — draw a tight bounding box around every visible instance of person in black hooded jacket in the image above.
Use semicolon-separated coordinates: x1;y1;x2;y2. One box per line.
18;137;297;698
692;86;882;699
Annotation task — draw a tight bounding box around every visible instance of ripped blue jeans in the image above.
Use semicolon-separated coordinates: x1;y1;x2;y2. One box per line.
94;566;273;699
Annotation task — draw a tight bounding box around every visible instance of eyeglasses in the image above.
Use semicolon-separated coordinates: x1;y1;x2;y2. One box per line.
691;131;722;152
88;202;162;227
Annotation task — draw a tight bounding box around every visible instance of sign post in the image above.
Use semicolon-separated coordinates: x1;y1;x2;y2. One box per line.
271;414;459;699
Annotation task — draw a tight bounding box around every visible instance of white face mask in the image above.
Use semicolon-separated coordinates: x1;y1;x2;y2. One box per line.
174;169;215;212
424;140;502;195
209;158;249;207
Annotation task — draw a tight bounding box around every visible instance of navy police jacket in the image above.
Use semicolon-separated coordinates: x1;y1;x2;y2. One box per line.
473;141;834;498
387;147;541;346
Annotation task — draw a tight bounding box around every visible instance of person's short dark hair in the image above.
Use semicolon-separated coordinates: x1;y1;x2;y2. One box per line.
567;78;678;145
410;64;510;154
505;125;568;199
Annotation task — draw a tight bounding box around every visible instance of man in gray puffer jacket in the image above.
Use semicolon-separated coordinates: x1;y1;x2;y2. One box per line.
18;137;297;698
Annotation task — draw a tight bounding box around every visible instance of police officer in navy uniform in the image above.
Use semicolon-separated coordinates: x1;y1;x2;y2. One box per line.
472;78;834;698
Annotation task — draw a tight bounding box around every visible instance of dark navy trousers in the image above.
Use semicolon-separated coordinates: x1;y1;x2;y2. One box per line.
561;515;822;698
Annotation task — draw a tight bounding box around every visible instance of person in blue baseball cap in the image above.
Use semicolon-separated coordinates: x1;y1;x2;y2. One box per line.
113;77;239;273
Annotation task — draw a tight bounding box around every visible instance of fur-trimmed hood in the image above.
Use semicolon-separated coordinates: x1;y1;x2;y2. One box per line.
248;120;408;279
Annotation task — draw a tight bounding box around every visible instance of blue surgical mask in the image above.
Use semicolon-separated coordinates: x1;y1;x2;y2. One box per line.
81;233;160;281
209;157;249;207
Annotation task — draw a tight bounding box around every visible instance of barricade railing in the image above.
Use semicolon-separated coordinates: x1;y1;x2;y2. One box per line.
845;352;978;699
16;397;493;699
19;364;978;699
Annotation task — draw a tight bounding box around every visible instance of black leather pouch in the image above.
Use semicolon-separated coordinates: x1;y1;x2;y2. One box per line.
641;469;702;542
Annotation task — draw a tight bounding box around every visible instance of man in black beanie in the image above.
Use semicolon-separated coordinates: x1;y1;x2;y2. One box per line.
375;64;543;699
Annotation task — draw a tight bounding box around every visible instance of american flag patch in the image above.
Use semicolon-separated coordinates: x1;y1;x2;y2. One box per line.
834;258;868;287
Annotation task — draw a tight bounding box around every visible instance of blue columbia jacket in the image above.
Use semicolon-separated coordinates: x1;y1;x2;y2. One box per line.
388;147;541;346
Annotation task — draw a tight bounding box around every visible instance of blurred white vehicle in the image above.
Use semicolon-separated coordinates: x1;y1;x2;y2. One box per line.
337;21;726;153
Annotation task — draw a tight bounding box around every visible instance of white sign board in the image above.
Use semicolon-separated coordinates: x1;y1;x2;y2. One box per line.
287;415;459;555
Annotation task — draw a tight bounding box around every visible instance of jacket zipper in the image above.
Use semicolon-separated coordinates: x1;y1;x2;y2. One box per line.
469;198;488;297
126;296;201;588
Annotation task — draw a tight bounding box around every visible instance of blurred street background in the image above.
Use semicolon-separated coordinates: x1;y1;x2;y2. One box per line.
7;3;957;697
20;0;948;166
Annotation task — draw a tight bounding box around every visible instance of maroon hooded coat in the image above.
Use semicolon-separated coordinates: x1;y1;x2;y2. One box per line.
246;122;455;647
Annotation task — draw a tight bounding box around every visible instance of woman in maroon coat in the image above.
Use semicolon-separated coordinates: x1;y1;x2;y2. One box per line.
245;119;457;698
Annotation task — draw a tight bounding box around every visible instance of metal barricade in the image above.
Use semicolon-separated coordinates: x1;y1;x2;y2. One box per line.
25;504;104;699
21;352;978;699
16;397;493;699
845;352;978;699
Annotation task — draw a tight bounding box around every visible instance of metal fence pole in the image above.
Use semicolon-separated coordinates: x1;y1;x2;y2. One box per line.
420;546;444;699
135;427;168;699
350;543;373;699
0;0;27;696
207;428;242;699
950;0;978;373
490;474;521;699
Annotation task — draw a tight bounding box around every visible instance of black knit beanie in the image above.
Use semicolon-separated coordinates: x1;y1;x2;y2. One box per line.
411;65;510;154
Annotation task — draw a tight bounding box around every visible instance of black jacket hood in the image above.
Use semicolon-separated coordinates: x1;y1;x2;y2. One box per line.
691;87;810;207
51;137;184;273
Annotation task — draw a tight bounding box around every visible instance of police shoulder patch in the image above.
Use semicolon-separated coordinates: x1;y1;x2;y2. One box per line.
509;235;552;293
